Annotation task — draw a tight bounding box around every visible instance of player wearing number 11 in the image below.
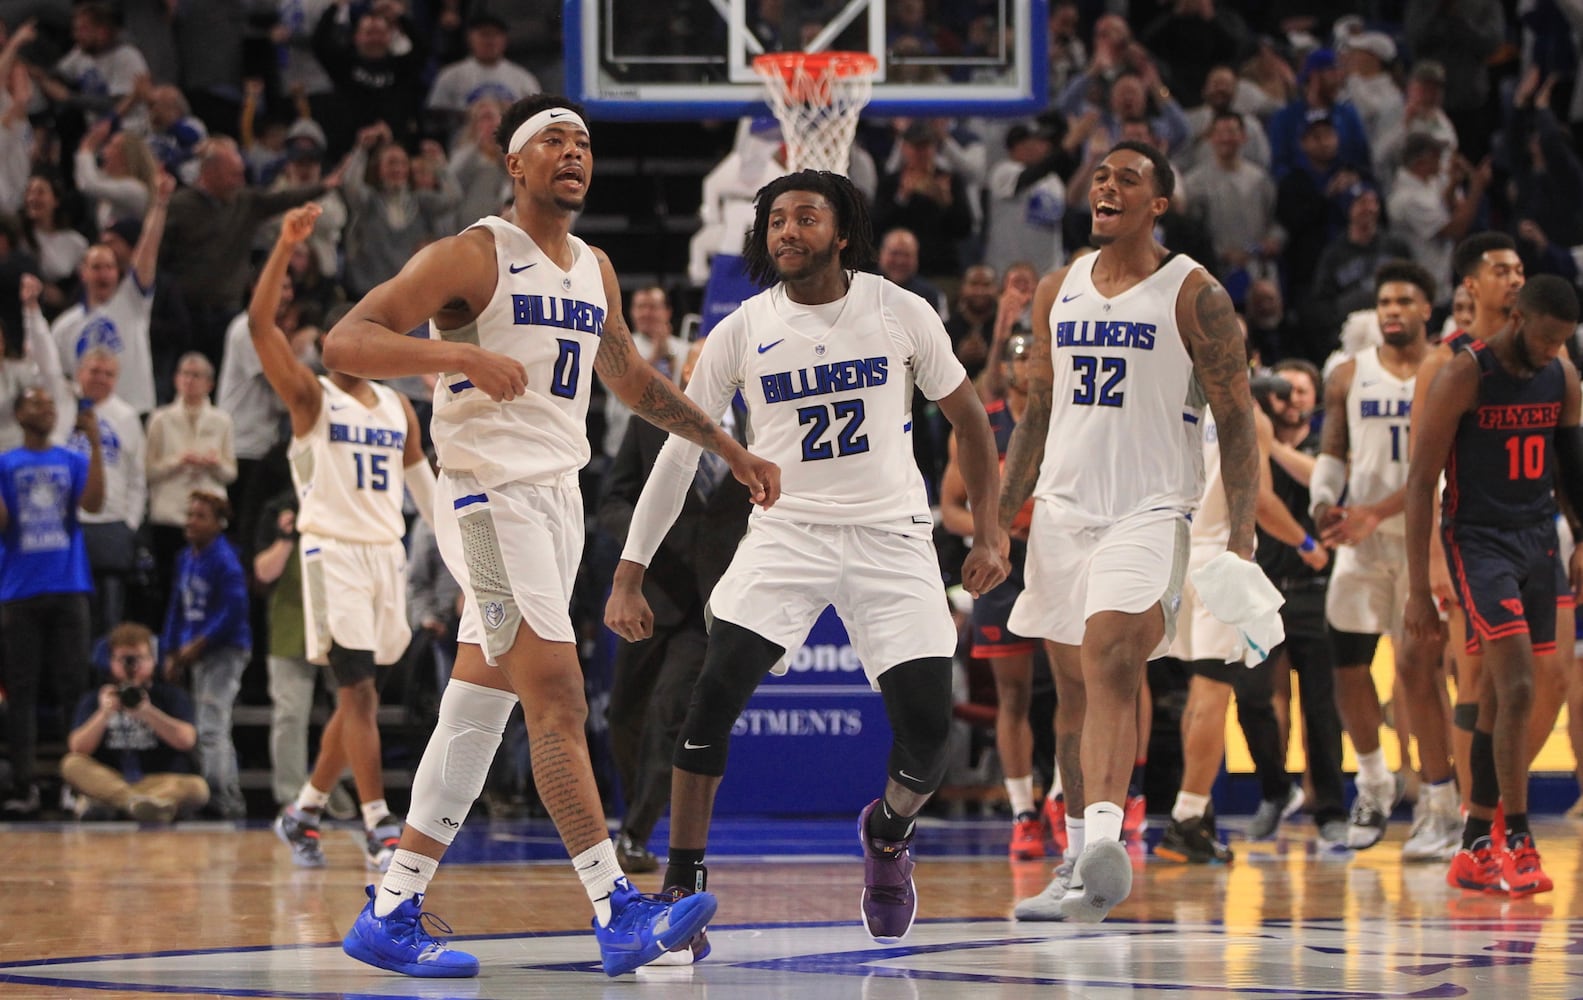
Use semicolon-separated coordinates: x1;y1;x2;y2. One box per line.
250;204;435;873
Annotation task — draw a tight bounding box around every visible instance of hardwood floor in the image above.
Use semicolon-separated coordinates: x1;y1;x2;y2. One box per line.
3;814;1581;999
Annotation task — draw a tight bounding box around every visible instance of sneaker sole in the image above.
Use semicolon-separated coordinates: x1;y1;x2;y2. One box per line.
342;926;479;978
1012;884;1073;922
1060;842;1131;924
601;892;718;976
861;889;918;944
273;815;326;868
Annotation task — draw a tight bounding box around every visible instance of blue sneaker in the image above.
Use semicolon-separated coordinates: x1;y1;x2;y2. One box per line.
342;885;479;978
593;876;718;976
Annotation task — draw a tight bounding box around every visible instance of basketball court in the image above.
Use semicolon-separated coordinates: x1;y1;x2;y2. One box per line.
5;814;1583;999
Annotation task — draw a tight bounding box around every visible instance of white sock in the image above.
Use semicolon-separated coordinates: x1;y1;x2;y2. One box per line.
1357;749;1389;789
1048;766;1064;800
1171;791;1211;824
1427;779;1458;812
294;783;330;813
1005;775;1035;817
575;840;626;926
374;849;438;917
1085;801;1124;845
1065;817;1085;858
361;798;391;831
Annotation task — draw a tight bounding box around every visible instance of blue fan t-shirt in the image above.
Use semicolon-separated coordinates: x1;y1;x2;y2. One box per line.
0;445;93;602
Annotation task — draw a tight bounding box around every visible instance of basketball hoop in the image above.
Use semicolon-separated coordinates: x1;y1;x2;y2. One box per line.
753;51;878;176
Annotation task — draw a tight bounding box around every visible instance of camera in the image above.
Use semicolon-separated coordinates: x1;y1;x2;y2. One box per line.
117;684;145;709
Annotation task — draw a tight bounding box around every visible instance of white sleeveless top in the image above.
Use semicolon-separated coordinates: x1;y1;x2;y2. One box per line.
290;376;409;544
1345;346;1414;535
430;216;607;488
1033;251;1207;525
684;271;966;526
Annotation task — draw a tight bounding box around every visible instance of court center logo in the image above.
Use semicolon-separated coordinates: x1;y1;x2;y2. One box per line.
482;600;505;630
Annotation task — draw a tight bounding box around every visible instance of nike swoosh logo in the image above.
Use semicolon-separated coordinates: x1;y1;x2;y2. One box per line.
1359;379;1380;388
510;263;535;273
328;403;348;411
683;739;711;750
383;888;403;895
395;862;420;873
1060;293;1082;303
757;340;784;354
549;111;568;119
899;769;921;781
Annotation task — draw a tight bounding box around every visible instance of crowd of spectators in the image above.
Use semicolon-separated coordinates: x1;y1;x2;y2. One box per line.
0;0;1581;820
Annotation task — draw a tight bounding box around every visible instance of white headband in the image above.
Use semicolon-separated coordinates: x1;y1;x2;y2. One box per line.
509;108;589;154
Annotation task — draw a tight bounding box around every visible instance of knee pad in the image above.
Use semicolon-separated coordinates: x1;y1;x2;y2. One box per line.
406;680;517;845
1453;702;1479;733
327;642;377;688
673;621;783;777
879;658;954;795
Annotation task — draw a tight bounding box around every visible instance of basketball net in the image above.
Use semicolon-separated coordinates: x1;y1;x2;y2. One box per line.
753;52;878;176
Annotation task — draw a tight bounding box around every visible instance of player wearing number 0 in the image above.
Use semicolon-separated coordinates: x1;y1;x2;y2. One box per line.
606;169;1010;954
1000;141;1268;924
321;95;779;979
250;205;433;873
1406;274;1583;897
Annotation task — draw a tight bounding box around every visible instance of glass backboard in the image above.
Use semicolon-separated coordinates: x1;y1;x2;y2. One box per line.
564;0;1049;120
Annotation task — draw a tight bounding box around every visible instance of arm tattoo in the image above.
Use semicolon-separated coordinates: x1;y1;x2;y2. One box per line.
998;369;1051;531
1188;281;1260;555
594;316;634;380
632;375;721;448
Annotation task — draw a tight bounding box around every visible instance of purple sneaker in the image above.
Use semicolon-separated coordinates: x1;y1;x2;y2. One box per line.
858;799;917;943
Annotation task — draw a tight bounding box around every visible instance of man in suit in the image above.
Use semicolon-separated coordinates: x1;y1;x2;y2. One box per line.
596;340;752;873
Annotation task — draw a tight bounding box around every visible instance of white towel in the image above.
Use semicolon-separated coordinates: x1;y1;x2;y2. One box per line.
1190;552;1286;667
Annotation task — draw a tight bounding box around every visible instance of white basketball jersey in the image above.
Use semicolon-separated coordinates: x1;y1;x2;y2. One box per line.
687;272;967;526
430;216;607;488
1034;252;1207;524
1345;347;1413;534
290;377;409;544
50;275;155;414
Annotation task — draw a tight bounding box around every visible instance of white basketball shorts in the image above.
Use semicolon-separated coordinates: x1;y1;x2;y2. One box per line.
435;469;583;664
1009;504;1190;659
1167;543;1244;664
706;516;957;687
1325;530;1406;637
300;532;410;666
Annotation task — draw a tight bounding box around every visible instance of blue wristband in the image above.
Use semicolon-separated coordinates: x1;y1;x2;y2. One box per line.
1298;535;1316;553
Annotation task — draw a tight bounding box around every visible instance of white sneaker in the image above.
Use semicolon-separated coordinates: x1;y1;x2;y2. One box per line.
1012;859;1077;921
1059;840;1132;924
1346;776;1399;850
1400;795;1460;862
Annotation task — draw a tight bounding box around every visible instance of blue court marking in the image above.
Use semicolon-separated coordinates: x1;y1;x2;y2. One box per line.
452;493;488;510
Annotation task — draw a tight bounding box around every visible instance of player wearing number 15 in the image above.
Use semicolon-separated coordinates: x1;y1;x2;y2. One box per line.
999;142;1265;923
249;204;436;872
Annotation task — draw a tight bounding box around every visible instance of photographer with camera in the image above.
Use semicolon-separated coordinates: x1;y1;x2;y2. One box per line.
60;622;209;823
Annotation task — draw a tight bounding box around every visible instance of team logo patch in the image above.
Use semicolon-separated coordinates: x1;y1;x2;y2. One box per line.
483;600;506;629
813;344;827;357
561;277;572;290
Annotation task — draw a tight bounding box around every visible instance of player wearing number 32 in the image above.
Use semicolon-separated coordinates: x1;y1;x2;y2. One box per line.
249;203;434;874
1000;141;1269;925
607;169;1010;954
320;95;780;979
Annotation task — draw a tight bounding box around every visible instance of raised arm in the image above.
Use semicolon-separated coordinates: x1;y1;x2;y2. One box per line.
131;172;175;290
591;249;776;507
997;267;1064;534
247;204;324;437
1178;271;1259;558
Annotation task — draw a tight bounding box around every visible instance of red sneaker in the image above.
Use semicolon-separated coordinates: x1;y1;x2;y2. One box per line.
1490;802;1505;848
1502;835;1553;897
1044;795;1067;856
1446;840;1505;893
1010;814;1046;861
1123;793;1147;839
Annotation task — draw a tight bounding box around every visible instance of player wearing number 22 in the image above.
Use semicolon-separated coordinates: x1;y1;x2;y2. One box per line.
607;169;1010;953
248;204;435;873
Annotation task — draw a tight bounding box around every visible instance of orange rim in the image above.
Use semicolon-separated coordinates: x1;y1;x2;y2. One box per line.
752;51;879;83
